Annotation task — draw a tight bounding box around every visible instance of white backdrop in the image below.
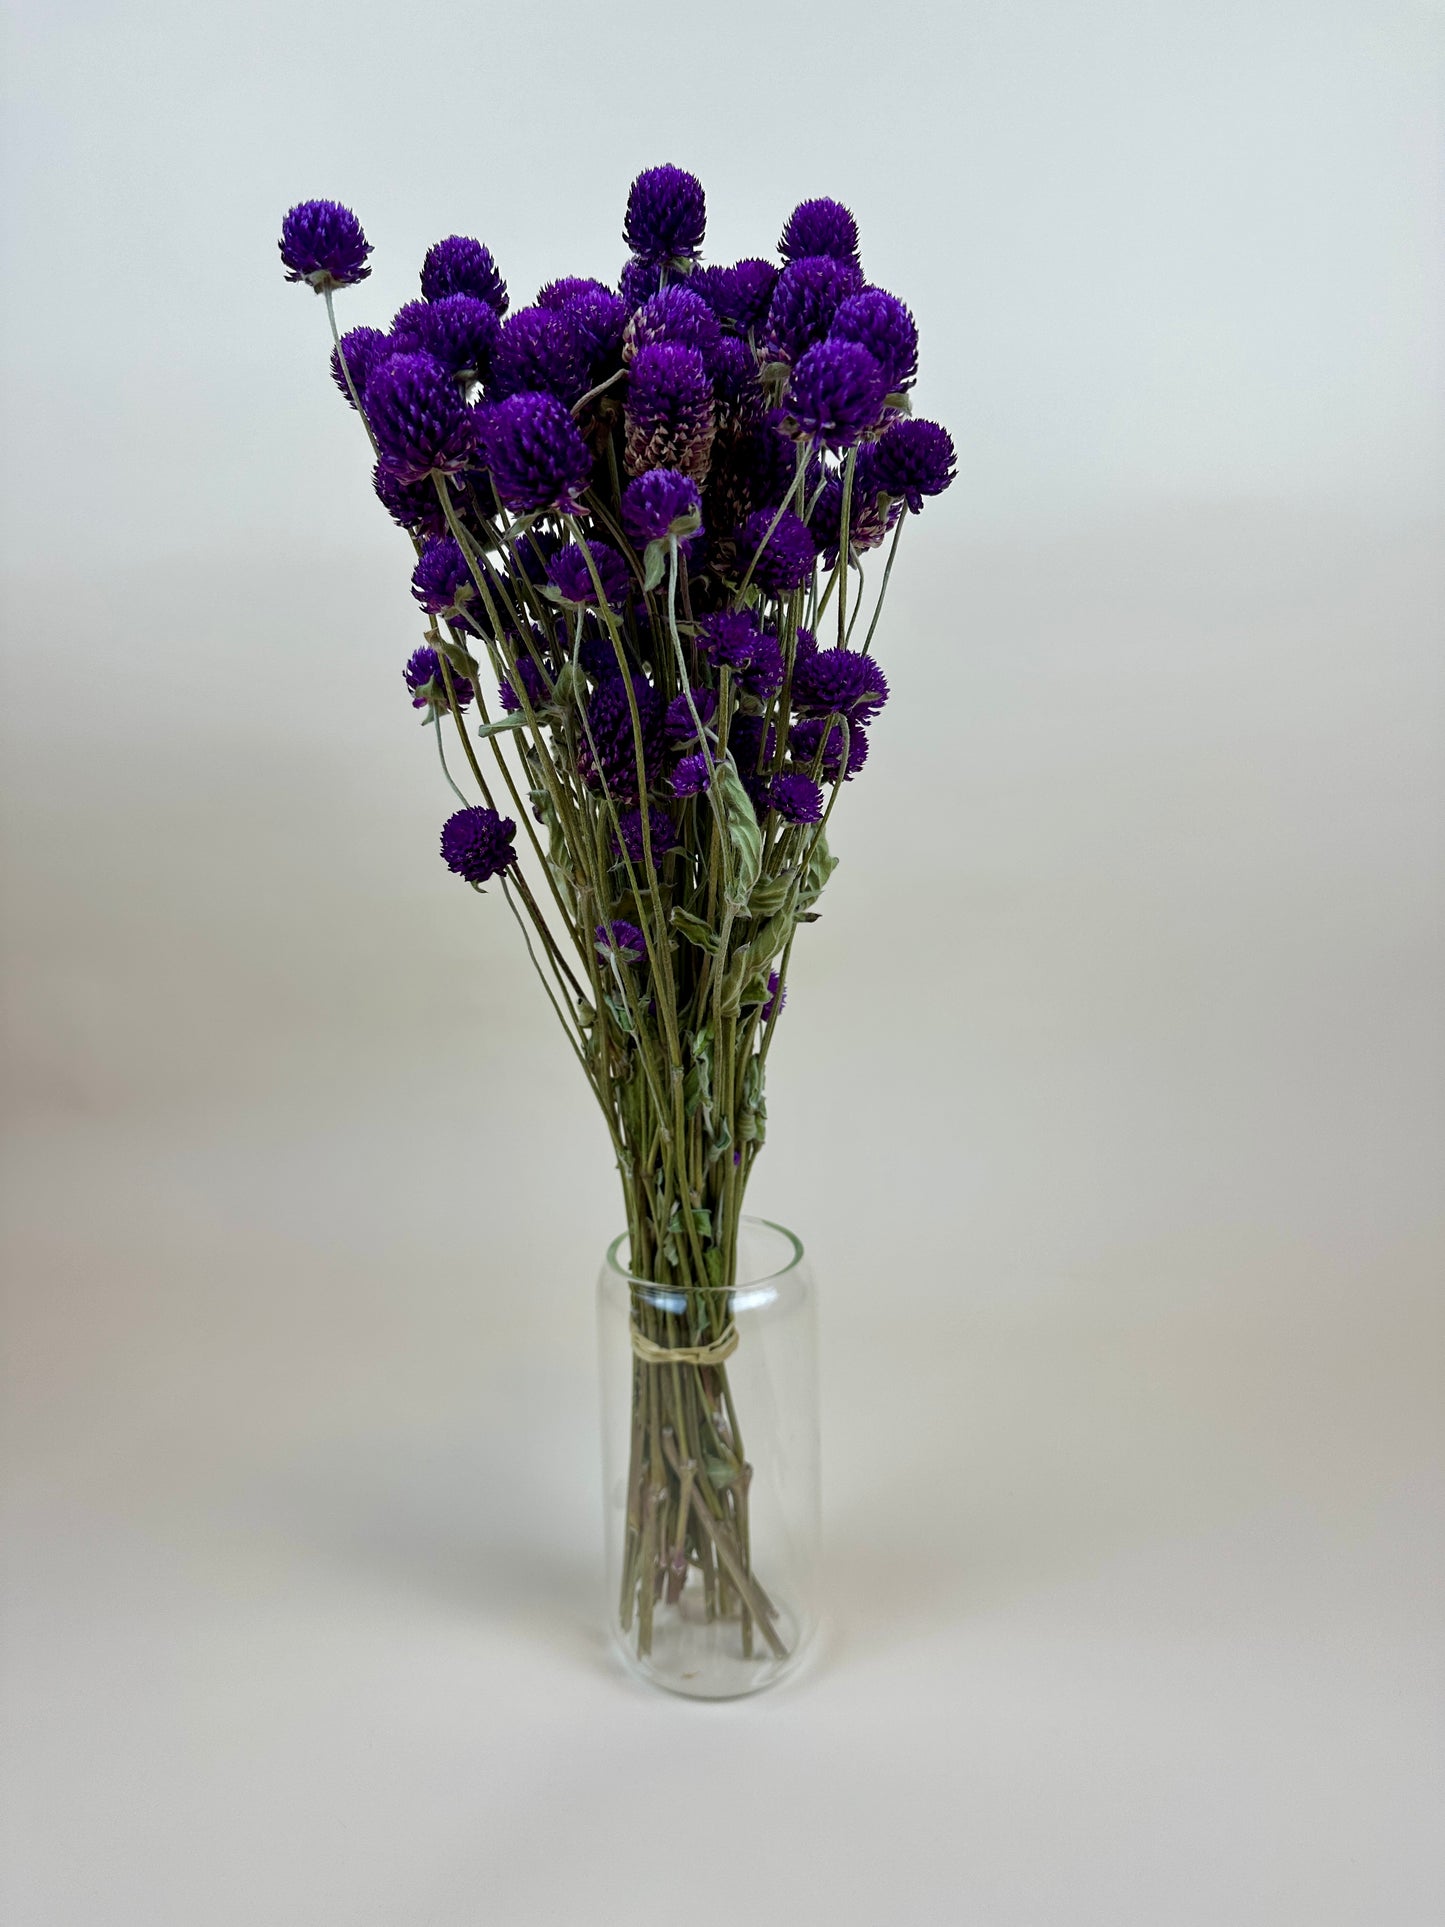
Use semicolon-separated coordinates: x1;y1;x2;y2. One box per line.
2;3;1442;1923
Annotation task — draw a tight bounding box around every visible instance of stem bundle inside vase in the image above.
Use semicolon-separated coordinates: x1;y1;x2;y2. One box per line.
281;165;955;1662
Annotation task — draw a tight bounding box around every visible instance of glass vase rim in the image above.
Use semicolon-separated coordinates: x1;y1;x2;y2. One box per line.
604;1215;805;1292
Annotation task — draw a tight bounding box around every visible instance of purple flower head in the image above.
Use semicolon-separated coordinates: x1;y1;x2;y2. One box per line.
767;771;824;824
793;645;888;720
577;673;664;801
790;715;869;782
793;625;818;664
498;654;549;714
623;343;714;482
700;609;763;670
389;296;499;380
477;392;594;512
872;417;957;512
537;277;614;311
704;412;795;528
404;645;473;713
618;255;665;309
623;286;722;364
562;286;630;366
410;536;474;617
671;752;712;797
279;200;372;292
664;685;718;742
808;468;899;564
697;259;779;332
488;305;589;403
762;969;786;1023
365;353;477;483
611;806;675;868
785;339;887;446
739;632;785;701
421;237;508;315
830;290;918;394
441;805;515;884
621;468;702;546
373;463;451;539
708;336;762;416
739;509;818;594
779;198;861;269
330;326;390;407
764;255;865;364
595;919;647;963
547;539;630;608
623;165;707;263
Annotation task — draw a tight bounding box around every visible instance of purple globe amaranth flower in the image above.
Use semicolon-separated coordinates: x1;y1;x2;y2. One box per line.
623;286;722;365
561;286;630;366
762;969;786;1023
611;806;674;868
488;305;590;404
366;353;478;483
664;685;718;741
477;392;594;513
700;609;763;670
623;164;707;263
793;645;889;720
404;645;473;712
537;277;614;310
764;255;865;364
708;336;763;418
779;198;861;270
790;715;869;782
872;417;957;512
440;805;515;884
623;343;715;482
704;412;795;529
280;200;372;292
577;674;664;801
498;654;550;714
547;539;630;608
767;770;824;824
373;463;452;539
739;632;785;701
830;290;918;394
621;468;703;546
618;255;665;309
793;625;818;664
671;751;712;797
808;466;900;564
389;296;499;380
739;508;818;594
421;236;508;315
696;259;779;332
595;919;648;962
410;536;475;617
330;325;390;407
785;339;887;446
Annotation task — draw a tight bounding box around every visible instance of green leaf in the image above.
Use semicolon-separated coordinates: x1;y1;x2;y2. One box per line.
671;907;720;954
746;870;797;919
797;829;839;913
640;539;668;594
475;712;528;740
714;754;762;910
434;637;480;682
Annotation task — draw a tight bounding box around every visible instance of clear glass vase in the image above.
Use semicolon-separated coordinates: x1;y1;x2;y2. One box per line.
597;1216;819;1698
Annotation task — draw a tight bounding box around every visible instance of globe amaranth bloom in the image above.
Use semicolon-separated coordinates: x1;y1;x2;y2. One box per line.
621;468;702;546
410;536;475;618
671;751;712;797
421;236;508;315
708;337;762;418
762;969;786;1023
830;290;918;394
476;391;594;513
595;919;647;962
703;412;795;529
699;609;763;670
487;305;590;404
767;770;824;824
404;645;473;712
577;674;664;801
280;200;372;292
498;653;550;713
611;805;675;868
365;353;477;483
547;539;630;608
617;255;665;310
792;645;889;721
623;344;715;482
789;715;869;782
664;684;718;742
623;286;722;365
440;805;515;883
739;632;785;701
373;463;453;539
784;339;887;446
696;258;779;332
779;198;860;270
330;326;390;407
809;467;900;565
739;508;818;593
623;165;706;263
389;296;499;381
537;277;614;310
872;417;957;512
764;255;864;364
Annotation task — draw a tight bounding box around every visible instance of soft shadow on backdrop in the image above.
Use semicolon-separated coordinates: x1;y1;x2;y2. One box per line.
2;3;1441;1924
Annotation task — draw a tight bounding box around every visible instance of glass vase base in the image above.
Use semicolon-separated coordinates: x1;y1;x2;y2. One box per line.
611;1598;810;1700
